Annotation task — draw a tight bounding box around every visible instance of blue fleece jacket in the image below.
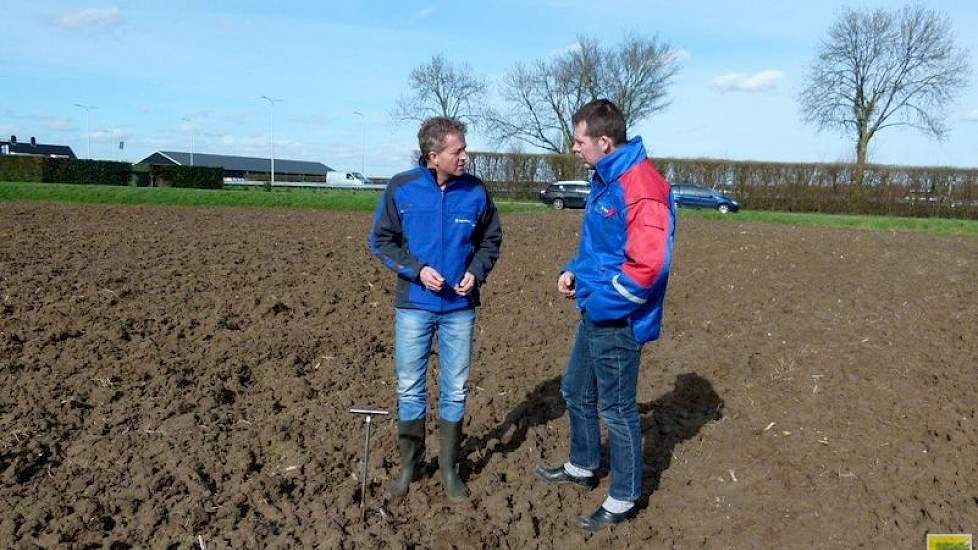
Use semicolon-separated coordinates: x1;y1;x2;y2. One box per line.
370;165;502;312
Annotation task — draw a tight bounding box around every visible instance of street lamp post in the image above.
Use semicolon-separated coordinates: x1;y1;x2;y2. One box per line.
353;110;365;177
181;116;195;166
73;103;96;159
260;95;282;190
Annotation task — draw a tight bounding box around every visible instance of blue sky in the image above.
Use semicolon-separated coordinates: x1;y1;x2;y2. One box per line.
3;1;977;176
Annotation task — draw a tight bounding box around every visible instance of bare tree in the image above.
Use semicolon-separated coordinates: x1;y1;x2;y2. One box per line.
391;55;487;126
605;35;680;125
486;34;680;154
799;4;970;185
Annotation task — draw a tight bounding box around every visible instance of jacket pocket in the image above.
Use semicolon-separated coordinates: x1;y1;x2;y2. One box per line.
401;208;439;262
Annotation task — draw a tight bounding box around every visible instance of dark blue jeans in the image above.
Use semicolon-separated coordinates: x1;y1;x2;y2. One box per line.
560;315;643;501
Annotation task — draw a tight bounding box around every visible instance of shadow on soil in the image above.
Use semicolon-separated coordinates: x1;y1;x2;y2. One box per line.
637;373;724;510
458;372;724;507
460;376;566;478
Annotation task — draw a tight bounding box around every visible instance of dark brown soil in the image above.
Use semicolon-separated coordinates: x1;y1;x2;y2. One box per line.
1;202;975;549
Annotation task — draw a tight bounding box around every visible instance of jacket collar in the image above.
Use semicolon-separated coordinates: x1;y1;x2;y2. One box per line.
593;136;648;184
417;159;457;188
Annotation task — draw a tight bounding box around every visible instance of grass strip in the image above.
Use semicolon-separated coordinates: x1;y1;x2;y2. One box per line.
0;181;546;213
678;208;978;236
2;181;975;235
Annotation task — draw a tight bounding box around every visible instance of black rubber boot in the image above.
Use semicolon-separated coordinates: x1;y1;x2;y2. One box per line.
438;418;470;502
386;419;425;498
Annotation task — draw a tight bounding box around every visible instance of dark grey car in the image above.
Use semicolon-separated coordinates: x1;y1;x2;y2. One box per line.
539;180;590;209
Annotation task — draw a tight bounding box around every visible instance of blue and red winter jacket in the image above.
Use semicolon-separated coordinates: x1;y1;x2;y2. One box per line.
370;165;502;312
566;137;676;344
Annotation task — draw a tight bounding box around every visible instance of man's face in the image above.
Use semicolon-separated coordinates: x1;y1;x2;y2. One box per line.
572;122;610;169
427;132;467;180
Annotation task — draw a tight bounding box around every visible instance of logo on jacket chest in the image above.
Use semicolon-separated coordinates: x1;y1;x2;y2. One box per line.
595;203;618;217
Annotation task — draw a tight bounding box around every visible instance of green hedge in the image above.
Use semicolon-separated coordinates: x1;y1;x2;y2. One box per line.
150;165;223;189
44;158;131;185
0;156;222;189
130;164;151;187
0;156;45;182
468;152;585;200
0;156;131;185
465;151;978;219
653;158;978;219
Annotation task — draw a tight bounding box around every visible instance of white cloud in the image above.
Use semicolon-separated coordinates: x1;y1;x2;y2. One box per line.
711;70;784;93
53;7;124;30
417;7;435;18
964;109;978;122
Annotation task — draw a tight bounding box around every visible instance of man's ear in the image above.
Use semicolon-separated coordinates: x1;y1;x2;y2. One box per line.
599;136;613;154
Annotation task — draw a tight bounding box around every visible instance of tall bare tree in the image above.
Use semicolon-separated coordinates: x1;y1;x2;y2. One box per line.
391;55;487;126
799;4;970;185
486;34;680;154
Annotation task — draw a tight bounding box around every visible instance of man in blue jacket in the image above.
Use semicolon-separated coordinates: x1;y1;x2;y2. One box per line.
370;117;502;502
534;100;676;531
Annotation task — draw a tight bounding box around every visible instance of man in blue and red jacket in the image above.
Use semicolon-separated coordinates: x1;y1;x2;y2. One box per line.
534;99;676;531
370;117;501;502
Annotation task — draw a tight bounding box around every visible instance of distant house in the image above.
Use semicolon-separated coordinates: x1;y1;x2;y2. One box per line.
0;136;76;159
136;151;332;183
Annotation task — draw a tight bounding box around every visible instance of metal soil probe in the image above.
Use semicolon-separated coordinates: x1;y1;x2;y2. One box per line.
349;407;389;522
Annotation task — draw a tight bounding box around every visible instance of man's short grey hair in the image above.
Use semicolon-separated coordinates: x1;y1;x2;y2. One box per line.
418;117;467;161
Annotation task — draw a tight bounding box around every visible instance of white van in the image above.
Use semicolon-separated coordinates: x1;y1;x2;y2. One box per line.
324;170;370;186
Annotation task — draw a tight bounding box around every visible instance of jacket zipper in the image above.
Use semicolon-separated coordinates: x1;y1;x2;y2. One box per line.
439;183;446;313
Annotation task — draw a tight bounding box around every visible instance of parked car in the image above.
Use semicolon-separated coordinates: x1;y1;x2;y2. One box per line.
672;183;740;213
539;180;590;209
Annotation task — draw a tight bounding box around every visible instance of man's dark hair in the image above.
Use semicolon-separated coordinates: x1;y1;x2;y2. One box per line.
572;99;626;145
418;116;466;161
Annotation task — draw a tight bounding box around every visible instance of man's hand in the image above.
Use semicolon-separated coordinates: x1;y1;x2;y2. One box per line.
557;271;576;299
420;266;445;292
453;272;476;296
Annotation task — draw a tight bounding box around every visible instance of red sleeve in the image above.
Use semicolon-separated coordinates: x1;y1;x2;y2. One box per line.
620;160;671;288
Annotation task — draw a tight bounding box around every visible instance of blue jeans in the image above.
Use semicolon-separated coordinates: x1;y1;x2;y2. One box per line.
561;316;643;501
394;307;476;423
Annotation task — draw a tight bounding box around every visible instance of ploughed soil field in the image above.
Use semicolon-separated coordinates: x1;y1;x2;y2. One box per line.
1;202;976;549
